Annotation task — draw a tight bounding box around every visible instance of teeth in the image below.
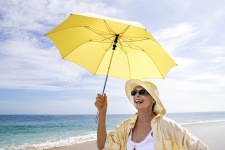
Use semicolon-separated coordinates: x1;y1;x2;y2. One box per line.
135;100;143;103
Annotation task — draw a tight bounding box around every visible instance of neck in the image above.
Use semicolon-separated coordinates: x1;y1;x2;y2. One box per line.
137;110;156;123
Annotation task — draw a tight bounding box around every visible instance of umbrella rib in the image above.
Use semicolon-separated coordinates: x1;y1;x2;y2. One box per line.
62;40;91;59
129;43;165;78
122;36;150;42
117;38;139;54
62;26;116;59
118;36;152;51
119;38;165;78
85;26;112;36
121;45;132;79
149;57;164;78
94;50;109;75
121;36;157;51
120;25;131;36
119;38;136;50
118;38;144;51
48;25;115;44
125;45;164;79
103;20;133;38
103;20;132;40
46;26;87;35
103;20;116;35
85;26;116;43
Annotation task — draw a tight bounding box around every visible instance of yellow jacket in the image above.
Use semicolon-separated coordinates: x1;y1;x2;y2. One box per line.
103;113;209;150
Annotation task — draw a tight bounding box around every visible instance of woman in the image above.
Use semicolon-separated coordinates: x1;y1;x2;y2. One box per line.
94;79;209;150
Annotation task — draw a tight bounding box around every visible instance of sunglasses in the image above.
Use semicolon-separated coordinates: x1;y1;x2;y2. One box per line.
131;89;149;96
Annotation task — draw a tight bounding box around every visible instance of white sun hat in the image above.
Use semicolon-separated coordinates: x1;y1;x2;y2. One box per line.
125;79;166;116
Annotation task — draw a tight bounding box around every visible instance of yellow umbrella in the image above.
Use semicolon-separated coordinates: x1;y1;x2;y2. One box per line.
46;13;177;93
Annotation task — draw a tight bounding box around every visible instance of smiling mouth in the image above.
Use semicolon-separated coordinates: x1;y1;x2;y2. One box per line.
135;99;144;104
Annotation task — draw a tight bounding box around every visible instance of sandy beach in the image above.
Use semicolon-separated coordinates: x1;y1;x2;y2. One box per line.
49;121;225;150
182;121;225;149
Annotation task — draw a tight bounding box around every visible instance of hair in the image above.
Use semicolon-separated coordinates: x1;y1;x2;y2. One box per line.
152;103;157;114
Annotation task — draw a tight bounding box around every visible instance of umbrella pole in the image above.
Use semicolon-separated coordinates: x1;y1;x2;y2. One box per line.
101;50;114;94
102;34;119;94
96;34;119;123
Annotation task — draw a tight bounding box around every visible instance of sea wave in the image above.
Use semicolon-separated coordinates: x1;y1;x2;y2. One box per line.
180;119;225;126
0;134;97;150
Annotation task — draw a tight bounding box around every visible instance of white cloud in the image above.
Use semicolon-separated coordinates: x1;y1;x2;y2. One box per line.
0;39;86;90
155;23;198;55
151;78;225;113
0;1;120;31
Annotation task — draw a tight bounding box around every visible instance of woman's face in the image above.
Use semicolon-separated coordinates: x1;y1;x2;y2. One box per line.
132;86;155;111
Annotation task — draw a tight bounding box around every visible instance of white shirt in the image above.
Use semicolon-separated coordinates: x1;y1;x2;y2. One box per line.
126;130;154;150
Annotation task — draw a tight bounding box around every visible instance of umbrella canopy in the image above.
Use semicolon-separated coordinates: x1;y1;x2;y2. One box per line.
46;13;177;92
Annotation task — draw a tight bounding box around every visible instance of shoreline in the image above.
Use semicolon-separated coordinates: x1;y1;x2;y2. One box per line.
48;121;225;150
48;141;98;150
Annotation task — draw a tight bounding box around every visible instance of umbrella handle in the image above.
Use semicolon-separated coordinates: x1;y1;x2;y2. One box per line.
95;74;108;123
95;71;109;123
95;111;99;123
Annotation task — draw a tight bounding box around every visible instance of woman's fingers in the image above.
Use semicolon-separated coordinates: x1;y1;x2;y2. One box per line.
94;93;107;110
95;94;103;109
95;100;103;108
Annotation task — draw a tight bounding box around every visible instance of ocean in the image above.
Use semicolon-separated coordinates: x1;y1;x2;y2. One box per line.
1;112;225;150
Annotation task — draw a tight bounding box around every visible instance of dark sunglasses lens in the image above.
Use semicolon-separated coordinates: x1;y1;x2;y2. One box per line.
131;90;137;96
139;89;147;95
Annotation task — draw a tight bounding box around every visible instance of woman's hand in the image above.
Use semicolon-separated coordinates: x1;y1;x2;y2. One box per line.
95;93;107;115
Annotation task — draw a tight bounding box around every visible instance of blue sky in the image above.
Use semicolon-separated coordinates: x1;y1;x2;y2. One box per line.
0;0;225;114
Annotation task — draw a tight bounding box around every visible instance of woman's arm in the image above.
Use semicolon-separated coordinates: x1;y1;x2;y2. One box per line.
95;93;107;149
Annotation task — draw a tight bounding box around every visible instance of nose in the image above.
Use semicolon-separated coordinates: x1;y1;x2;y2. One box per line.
135;92;140;97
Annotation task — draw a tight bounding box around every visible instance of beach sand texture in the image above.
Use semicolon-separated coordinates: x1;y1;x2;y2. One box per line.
49;121;225;150
183;121;225;150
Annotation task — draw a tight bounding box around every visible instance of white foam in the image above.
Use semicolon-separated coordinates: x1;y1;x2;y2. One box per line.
180;119;225;126
4;133;97;150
